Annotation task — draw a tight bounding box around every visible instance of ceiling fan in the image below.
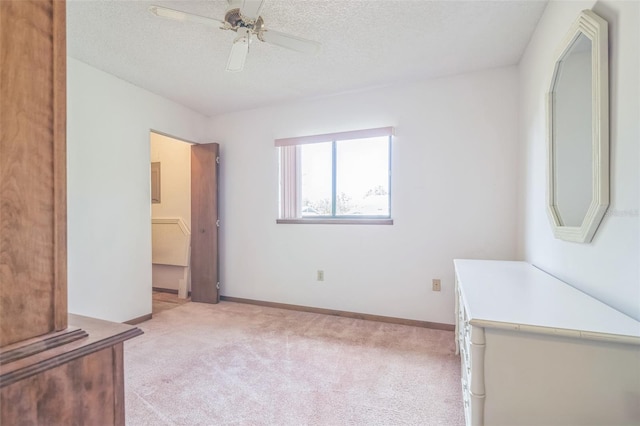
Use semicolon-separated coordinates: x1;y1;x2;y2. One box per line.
149;0;321;72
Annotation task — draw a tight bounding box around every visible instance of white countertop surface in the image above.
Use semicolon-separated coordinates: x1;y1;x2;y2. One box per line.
454;259;640;342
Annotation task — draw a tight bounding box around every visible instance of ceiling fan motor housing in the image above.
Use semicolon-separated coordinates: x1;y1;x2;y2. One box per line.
225;9;264;31
225;0;264;32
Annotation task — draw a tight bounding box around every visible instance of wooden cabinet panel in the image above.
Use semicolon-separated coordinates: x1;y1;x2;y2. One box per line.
0;0;67;347
1;346;121;426
0;315;142;425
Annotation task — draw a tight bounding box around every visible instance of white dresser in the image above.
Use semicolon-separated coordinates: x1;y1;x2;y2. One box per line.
454;259;640;426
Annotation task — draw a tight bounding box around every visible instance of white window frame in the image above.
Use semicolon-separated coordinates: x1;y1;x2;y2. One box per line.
276;127;394;225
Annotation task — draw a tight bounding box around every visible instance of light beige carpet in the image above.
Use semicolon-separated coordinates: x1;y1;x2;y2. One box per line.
152;291;191;315
125;301;464;425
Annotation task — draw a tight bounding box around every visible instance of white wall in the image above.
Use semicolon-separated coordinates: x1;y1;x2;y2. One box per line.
208;67;520;325
67;58;207;322
519;1;640;320
150;132;193;292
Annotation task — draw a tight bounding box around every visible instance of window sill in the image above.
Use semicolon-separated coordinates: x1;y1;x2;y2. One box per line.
276;218;393;225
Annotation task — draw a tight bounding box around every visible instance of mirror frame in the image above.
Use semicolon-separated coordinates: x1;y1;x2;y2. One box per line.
546;10;609;243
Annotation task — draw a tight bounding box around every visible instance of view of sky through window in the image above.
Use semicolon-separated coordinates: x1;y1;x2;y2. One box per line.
300;136;390;216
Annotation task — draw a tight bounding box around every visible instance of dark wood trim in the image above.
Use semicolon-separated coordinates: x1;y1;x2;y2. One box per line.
0;315;143;388
124;314;152;325
220;296;454;331
277;218;393;225
112;343;125;425
152;287;178;294
191;143;220;304
0;328;88;366
53;0;68;333
152;287;192;297
152;287;174;294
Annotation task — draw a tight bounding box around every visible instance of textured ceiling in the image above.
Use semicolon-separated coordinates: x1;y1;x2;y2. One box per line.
67;0;548;117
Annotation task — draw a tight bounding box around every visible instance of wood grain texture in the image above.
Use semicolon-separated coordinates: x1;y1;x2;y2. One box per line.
0;328;87;366
112;343;125;425
0;315;142;387
1;347;119;426
0;317;141;423
52;0;67;333
190;143;219;304
0;0;67;346
0;316;140;425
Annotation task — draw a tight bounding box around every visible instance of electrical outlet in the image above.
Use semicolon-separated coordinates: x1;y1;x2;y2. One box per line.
317;270;324;281
432;279;441;292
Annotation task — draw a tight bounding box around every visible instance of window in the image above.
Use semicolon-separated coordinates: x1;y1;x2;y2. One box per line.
276;127;393;224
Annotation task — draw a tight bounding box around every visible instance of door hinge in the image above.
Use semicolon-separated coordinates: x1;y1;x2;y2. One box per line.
216;156;220;164
216;219;220;227
216;282;220;290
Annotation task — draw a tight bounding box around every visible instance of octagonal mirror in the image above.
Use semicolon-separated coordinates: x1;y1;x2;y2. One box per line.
547;10;609;243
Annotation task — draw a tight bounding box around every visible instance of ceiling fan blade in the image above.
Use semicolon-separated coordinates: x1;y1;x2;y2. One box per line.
149;5;224;27
240;0;265;22
226;29;250;72
259;29;321;55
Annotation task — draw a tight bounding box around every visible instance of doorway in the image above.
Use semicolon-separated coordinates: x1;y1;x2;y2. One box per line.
149;131;220;313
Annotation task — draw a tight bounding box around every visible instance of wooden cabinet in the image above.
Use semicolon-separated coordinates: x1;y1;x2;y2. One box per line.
454;259;640;426
0;0;68;347
0;1;141;424
0;315;141;425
